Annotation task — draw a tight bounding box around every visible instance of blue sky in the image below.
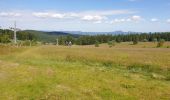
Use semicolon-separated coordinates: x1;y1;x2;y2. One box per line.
0;0;170;32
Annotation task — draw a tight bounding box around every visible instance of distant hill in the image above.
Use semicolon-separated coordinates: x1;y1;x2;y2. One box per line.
46;31;81;38
61;31;139;35
23;30;139;42
24;30;82;42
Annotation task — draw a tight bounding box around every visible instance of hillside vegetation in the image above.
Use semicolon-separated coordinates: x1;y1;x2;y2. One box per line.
0;42;170;99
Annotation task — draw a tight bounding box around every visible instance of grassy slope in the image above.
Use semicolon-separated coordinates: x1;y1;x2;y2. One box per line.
0;42;170;100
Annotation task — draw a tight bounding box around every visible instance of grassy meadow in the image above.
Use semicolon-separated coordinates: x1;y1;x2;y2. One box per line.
0;42;170;100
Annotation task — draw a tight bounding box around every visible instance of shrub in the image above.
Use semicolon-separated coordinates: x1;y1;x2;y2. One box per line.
121;83;135;89
31;40;38;46
143;39;148;42
0;35;10;43
22;40;31;46
127;64;155;73
108;40;116;48
102;61;113;68
165;75;170;81
157;39;165;47
116;39;121;43
153;38;157;43
22;40;37;46
133;39;138;45
95;41;99;47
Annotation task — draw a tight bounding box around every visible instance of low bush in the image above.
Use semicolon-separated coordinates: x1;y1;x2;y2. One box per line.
102;61;113;68
143;39;148;42
108;40;116;48
127;64;155;73
95;41;99;47
157;39;165;47
133;40;138;45
121;83;135;89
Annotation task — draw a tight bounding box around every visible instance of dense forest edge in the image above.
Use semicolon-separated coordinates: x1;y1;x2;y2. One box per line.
0;29;170;46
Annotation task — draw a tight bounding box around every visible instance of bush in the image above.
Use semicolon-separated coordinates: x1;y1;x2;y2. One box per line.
121;83;135;89
102;61;113;68
22;40;31;46
95;41;99;47
0;35;10;43
31;40;38;46
143;39;148;42
157;39;165;47
153;38;157;43
108;40;116;48
165;75;170;81
116;39;121;43
133;39;138;45
127;64;155;73
21;40;37;46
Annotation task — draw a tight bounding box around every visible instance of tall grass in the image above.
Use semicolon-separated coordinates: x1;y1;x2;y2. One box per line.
0;42;170;99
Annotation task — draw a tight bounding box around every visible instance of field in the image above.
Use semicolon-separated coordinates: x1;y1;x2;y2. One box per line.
0;42;170;100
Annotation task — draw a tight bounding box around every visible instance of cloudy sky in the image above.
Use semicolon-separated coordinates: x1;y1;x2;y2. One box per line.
0;0;170;32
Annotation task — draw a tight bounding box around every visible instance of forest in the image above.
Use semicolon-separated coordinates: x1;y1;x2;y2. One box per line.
0;29;170;45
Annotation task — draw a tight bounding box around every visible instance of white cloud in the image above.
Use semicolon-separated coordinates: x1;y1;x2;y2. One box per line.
0;12;21;17
80;10;135;16
67;13;79;17
81;15;106;21
32;12;65;19
81;15;107;24
0;10;139;25
126;18;132;22
51;13;65;19
167;19;170;23
130;15;142;21
151;18;158;22
32;12;49;18
32;12;110;23
32;9;135;19
110;15;142;24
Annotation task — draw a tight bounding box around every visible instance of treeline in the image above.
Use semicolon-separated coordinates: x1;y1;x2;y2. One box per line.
0;29;36;43
58;32;170;45
0;29;170;45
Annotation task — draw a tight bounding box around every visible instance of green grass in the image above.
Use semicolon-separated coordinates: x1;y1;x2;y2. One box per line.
0;42;170;100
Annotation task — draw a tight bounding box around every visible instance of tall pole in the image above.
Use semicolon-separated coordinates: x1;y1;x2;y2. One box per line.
14;21;17;44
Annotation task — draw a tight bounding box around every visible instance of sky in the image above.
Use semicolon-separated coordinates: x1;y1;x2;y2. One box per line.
0;0;170;32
